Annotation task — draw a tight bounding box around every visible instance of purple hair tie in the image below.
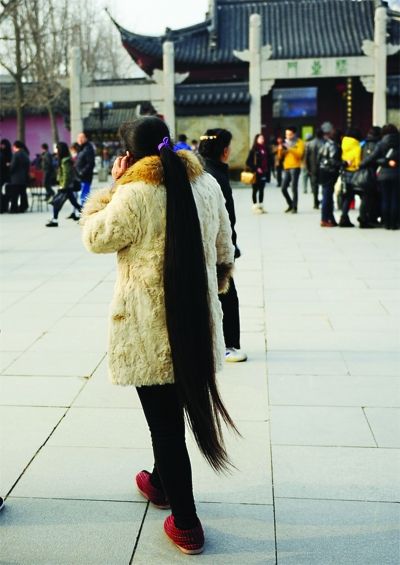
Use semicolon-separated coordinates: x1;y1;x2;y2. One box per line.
158;137;170;151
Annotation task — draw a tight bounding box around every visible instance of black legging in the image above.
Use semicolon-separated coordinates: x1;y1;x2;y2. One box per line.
219;277;240;349
252;184;264;204
136;384;198;529
252;174;266;204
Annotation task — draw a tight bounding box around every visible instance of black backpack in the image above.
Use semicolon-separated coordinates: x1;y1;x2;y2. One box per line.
318;142;340;175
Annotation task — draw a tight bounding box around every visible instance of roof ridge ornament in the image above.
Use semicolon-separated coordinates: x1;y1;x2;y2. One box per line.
207;0;218;49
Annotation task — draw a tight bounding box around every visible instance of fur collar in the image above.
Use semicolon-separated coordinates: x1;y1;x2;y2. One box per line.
117;150;203;186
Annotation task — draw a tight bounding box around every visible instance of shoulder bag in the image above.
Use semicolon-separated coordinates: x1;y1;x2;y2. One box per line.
240;150;257;185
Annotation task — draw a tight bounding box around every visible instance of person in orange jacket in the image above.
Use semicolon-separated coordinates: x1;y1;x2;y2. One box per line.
281;127;305;213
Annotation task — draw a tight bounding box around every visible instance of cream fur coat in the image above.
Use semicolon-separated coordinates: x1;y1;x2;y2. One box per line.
81;151;234;387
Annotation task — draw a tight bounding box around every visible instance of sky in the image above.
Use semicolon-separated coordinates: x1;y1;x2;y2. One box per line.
100;0;210;35
101;0;400;33
385;0;400;10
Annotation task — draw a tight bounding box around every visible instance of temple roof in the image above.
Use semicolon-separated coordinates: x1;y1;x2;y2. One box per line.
176;81;250;106
115;0;387;75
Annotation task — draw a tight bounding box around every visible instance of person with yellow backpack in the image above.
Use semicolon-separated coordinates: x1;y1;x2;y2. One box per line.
339;129;362;227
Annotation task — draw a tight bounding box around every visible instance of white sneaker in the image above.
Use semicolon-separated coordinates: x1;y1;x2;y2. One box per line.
258;203;267;213
252;204;260;214
225;348;248;362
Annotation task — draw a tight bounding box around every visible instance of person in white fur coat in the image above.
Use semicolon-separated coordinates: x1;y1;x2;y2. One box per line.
80;117;238;555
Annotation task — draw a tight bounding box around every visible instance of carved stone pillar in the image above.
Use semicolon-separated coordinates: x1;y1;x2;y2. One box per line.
70;46;83;142
249;13;262;144
163;41;176;139
373;7;388;126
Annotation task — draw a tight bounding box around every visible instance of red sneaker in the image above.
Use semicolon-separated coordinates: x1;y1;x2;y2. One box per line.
135;470;170;509
164;515;204;555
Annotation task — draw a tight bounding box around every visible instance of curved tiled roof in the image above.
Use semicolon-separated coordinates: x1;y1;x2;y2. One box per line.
176;82;250;106
117;0;390;74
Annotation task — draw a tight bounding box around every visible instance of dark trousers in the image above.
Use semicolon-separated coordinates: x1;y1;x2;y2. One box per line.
252;176;266;204
136;384;198;529
275;165;283;187
219;277;240;349
53;189;82;220
321;182;336;223
340;184;355;222
4;183;28;213
281;168;300;210
359;187;380;227
310;174;319;208
380;179;400;229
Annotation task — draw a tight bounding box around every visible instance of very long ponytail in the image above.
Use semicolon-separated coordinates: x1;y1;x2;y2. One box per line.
118;117;237;472
160;145;237;472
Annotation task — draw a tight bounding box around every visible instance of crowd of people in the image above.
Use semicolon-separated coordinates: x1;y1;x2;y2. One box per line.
244;123;400;230
0;133;95;226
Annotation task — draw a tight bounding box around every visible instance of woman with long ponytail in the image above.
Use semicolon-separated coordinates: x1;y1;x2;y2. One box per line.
81;117;237;555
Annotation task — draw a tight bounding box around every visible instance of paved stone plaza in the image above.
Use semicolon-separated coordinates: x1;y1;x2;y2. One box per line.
0;183;399;564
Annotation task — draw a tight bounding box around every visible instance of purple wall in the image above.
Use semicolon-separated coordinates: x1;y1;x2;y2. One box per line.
0;115;71;155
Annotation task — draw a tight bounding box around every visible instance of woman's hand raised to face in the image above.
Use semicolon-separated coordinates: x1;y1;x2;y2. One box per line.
112;152;132;181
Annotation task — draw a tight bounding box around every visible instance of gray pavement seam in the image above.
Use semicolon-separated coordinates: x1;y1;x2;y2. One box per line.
361;407;379;448
129;502;150;564
259;211;278;565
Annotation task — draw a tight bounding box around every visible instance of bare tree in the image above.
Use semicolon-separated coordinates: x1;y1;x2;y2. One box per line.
0;0;32;141
0;0;140;145
64;0;139;80
24;0;67;144
0;0;18;23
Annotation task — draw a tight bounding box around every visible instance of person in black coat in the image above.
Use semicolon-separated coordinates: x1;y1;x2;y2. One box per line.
0;138;12;213
358;126;381;228
41;142;55;201
305;130;324;209
75;132;95;204
360;124;400;230
199;128;247;363
317;122;342;227
5;140;31;213
0;138;12;186
246;133;269;214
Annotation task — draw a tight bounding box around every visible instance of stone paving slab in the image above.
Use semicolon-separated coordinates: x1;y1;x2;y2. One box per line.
46;407;149;448
270;406;375;447
3;350;104;377
364;407;400;448
12;446;154;502
268;374;400;407
72;359;142;409
0;351;23;373
266;350;349;376
0;498;144;564
341;351;400;377
133;502;276;564
218;369;269;421
275;498;400;565
273;445;400;502
0;329;46;352
0;376;85;407
188;420;273;504
0;406;66;493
